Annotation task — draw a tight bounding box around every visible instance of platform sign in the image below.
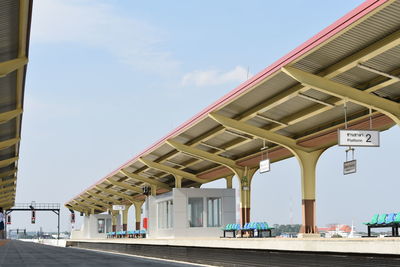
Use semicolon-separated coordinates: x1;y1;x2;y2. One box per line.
112;205;126;211
338;130;379;147
343;160;357;175
259;159;270;174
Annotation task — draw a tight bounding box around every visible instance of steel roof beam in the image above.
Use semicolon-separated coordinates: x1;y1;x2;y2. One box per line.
65;203;87;213
297;93;335;107
267;68;400;133
119;170;171;190
73;199;106;212
80;195;110;209
0;57;28;77
282;66;400;125
0;195;13;202
166;140;243;176
0;185;15;193
238;29;400;121
95;186;137;203
199;142;226;152
0;109;23;124
0;157;18;168
153;30;400;175
87;191;122;204
0;138;20;150
254;114;289;126
107;179;143;194
0;190;15;198
139;158;208;184
0;178;16;187
357;63;400;81
0;170;16;179
224;129;253;139
209;113;312;153
0;201;14;207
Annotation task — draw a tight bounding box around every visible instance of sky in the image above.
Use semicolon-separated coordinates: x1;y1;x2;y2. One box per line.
9;0;399;233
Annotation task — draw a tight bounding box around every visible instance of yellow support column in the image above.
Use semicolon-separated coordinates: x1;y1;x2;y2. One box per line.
295;149;325;235
238;168;257;226
122;205;131;234
151;185;157;196
133;201;144;230
111;210;118;232
174;175;182;188
225;175;234;189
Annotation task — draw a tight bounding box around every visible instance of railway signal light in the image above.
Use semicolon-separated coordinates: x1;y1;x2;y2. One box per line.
31;210;36;224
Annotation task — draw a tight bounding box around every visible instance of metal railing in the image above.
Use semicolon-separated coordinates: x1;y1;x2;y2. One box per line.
12;203;60;210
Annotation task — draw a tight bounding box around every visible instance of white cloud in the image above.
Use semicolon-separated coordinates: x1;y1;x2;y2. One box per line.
181;66;251;87
31;0;180;75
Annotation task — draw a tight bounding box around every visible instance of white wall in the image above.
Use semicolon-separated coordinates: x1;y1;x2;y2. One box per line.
70;213;117;239
148;188;235;238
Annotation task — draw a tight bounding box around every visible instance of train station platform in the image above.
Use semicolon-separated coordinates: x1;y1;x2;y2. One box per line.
68;237;400;255
66;237;400;266
0;240;200;267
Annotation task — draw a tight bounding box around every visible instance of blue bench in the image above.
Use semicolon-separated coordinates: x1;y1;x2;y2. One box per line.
364;213;400;237
240;222;274;238
127;230;146;238
222;223;240;238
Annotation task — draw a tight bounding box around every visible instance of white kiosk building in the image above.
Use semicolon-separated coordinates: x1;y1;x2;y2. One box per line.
148;188;235;238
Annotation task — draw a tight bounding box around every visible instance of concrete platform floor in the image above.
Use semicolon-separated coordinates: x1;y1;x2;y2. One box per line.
70;237;400;255
0;240;202;267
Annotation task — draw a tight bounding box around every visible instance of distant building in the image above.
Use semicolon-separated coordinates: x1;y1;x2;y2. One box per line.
318;224;359;238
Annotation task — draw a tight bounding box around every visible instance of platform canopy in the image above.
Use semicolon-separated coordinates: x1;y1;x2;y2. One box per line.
66;0;400;214
0;0;33;210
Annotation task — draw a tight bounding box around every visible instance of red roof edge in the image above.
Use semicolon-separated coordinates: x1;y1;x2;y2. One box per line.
67;0;388;204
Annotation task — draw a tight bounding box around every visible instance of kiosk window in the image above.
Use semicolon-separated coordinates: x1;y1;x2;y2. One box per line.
188;198;203;227
158;200;173;229
97;219;105;233
207;197;222;227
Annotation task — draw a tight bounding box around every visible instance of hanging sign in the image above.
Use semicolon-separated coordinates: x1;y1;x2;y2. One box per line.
259;159;270;174
343;160;357;175
112;205;126;211
338;130;379;147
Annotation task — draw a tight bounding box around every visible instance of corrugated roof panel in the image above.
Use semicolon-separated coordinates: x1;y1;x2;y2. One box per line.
0;71;17;113
0;0;19;61
294;1;400;74
169;151;194;163
377;81;400;99
0;119;16;142
261;96;317;121
364;45;400;72
0;147;14;162
205;132;239;147
332;66;381;87
283;103;365;135
187;160;219;173
222;72;298;117
179;117;221;143
228;140;264;160
151;143;175;157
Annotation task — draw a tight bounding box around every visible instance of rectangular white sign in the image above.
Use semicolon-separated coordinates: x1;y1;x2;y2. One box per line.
112;205;125;211
259;159;270;173
338;130;379;147
343;160;357;175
